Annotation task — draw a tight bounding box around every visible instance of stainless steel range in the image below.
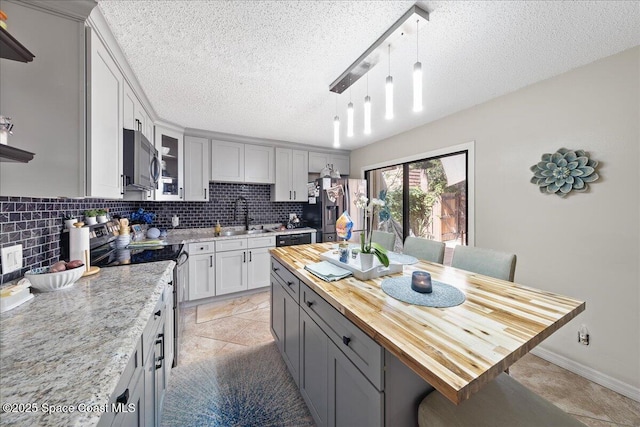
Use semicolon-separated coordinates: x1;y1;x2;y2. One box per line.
61;221;187;367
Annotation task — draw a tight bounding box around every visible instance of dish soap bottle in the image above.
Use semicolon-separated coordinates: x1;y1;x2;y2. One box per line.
215;220;221;236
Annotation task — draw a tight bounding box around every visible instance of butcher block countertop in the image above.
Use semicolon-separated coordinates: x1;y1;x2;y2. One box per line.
270;243;585;405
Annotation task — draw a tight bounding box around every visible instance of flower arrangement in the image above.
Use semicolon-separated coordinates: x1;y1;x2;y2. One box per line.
355;194;389;267
129;208;156;224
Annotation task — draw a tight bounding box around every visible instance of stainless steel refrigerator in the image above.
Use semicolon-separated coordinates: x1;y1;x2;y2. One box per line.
302;178;366;243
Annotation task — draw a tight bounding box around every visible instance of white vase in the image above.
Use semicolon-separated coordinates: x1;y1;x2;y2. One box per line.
85;216;97;226
97;215;108;224
64;218;78;229
360;252;374;270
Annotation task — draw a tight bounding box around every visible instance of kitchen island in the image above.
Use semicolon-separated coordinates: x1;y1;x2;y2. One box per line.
0;261;174;426
270;243;585;424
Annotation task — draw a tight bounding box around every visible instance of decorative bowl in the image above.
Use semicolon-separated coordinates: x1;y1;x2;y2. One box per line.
25;265;85;292
162;147;170;155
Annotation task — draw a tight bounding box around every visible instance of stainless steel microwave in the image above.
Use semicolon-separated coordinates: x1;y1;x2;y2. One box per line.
123;129;160;191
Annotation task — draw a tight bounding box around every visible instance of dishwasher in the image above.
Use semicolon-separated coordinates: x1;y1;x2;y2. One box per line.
275;232;313;247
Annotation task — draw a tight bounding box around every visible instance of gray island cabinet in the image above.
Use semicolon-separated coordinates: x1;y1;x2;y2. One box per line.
270;256;431;427
269;244;585;427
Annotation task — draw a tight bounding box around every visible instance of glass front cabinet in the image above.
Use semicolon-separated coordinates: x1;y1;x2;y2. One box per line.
155;124;184;201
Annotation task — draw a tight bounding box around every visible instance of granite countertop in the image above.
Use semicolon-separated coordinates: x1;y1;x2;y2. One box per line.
163;226;317;245
0;261;174;427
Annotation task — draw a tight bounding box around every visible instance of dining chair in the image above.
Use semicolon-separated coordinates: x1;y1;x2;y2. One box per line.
371;230;396;252
403;236;446;264
451;245;517;282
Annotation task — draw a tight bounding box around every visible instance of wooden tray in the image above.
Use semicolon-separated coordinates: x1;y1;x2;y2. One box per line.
320;249;403;280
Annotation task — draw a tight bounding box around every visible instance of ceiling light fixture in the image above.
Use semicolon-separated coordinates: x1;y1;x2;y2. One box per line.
328;5;428;140
347;78;354;137
333;94;340;148
385;44;394;120
413;19;423;112
364;70;371;135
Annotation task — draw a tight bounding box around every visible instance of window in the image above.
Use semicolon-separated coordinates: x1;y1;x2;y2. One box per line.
365;148;470;262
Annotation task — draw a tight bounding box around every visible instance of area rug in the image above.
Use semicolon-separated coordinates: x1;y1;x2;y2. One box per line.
161;342;314;427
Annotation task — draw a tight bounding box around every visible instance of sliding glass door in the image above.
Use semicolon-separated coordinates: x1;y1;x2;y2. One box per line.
366;151;468;256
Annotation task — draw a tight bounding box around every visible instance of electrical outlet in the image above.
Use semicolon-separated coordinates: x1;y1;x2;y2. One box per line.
1;244;23;275
172;215;179;227
578;324;589;345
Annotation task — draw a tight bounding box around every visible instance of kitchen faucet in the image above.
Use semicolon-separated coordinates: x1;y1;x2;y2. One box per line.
234;196;251;230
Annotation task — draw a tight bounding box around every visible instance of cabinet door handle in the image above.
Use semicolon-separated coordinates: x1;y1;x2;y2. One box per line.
204;188;207;199
180;187;183;199
116;388;129;405
272;266;279;272
210;255;213;267
293;191;296;200
342;336;351;346
154;309;161;318
289;190;292;200
243;252;246;263
287;281;294;287
120;174;125;195
249;251;252;262
305;301;314;308
155;333;164;370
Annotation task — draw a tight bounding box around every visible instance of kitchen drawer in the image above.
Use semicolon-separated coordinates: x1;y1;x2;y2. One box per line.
300;282;384;391
108;336;143;409
271;257;300;302
216;238;247;252
271;270;299;303
188;241;215;255
142;295;165;359
248;235;276;249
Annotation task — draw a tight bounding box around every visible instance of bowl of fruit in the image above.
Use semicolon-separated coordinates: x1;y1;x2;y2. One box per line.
25;260;85;292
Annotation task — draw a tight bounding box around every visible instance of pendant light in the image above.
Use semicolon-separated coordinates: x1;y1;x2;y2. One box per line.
347;78;354;137
413;19;423;112
364;71;371;135
385;44;394;120
333;93;340;148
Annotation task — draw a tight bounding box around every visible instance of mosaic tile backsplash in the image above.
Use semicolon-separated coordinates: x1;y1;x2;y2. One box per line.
0;183;303;284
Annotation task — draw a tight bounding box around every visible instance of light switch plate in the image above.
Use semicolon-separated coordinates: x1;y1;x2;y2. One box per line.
1;244;23;275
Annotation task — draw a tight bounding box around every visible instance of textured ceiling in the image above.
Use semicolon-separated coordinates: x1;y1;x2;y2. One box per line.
97;1;640;150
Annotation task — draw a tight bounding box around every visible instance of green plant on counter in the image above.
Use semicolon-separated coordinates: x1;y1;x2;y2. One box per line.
354;194;389;267
83;209;97;218
96;208;108;216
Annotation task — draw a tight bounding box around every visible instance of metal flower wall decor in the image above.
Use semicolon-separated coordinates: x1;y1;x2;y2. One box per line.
530;148;599;197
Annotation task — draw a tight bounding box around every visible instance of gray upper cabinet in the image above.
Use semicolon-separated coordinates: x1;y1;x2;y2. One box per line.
211;140;244;182
308;152;350;176
0;2;90;197
210;140;274;184
184;135;209;201
244;144;275;184
86;26;124;199
273;148;308;202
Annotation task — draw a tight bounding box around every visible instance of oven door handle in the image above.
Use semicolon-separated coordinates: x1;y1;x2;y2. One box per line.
177;251;189;266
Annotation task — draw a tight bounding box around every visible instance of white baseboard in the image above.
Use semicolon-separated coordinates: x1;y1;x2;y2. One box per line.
531;347;640;402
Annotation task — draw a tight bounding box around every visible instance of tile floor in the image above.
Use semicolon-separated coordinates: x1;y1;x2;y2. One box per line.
180;290;640;427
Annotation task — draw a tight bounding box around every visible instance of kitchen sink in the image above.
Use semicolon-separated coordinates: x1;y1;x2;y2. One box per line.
219;229;273;236
247;229;272;234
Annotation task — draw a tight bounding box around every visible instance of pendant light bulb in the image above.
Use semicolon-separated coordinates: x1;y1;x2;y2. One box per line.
385;76;394;120
333;115;340;148
413;20;423;112
385;44;393;120
413;62;423;112
363;95;371;135
347;102;354;137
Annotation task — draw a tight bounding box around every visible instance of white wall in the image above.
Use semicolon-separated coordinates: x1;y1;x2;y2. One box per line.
351;47;640;398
